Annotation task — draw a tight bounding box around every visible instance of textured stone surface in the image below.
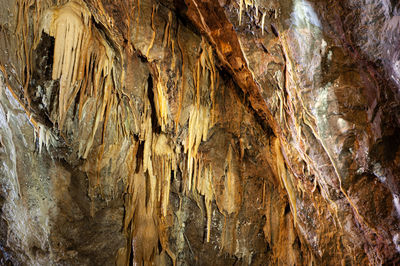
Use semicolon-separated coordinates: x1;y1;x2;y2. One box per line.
0;0;399;265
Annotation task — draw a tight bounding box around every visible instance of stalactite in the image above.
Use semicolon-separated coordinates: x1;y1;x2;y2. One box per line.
154;68;169;132
118;80;179;264
121;113;162;265
194;160;214;242
16;0;38;107
152;133;177;216
163;11;173;48
180;104;216;243
222;145;239;214
193;39;217;123
245;0;253;9
261;12;266;35
8;0;276;264
185;105;211;191
36;123;57;153
146;4;157;58
239;0;243;25
273;137;297;224
173;37;223;242
175;24;185;130
13;0;252;263
32;0;125;160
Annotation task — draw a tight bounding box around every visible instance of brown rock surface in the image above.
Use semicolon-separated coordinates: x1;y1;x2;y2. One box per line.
0;0;399;265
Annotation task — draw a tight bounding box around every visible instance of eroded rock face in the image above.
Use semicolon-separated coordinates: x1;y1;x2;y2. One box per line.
0;0;399;265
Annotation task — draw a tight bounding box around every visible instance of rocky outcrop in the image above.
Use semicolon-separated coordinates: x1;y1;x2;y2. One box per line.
0;0;399;265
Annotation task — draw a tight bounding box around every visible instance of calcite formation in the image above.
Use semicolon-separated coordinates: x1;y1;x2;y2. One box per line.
0;0;399;265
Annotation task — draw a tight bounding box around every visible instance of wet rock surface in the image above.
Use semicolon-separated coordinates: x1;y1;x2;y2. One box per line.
0;0;399;265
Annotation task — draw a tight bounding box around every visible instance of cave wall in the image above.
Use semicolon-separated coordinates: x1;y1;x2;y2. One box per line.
0;0;399;265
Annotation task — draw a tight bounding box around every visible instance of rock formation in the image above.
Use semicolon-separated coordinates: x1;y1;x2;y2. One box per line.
0;0;399;264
